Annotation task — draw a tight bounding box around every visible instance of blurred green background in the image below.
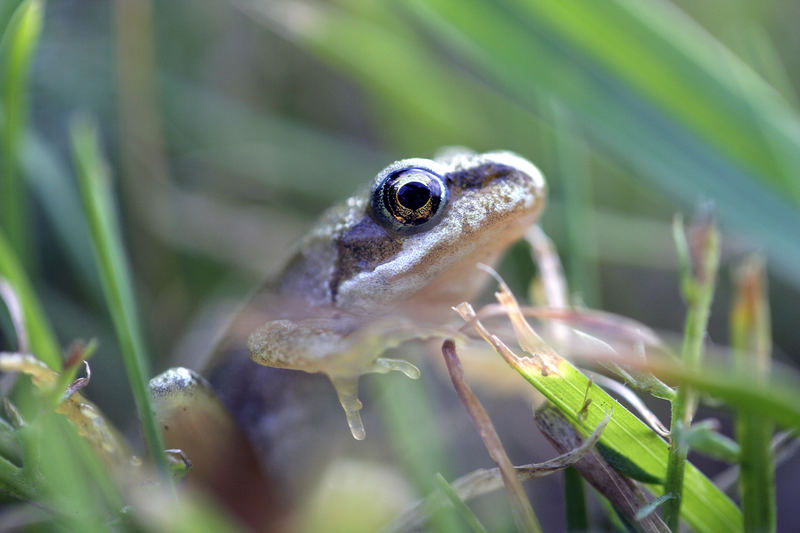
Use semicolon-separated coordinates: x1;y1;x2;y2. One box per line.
3;0;800;530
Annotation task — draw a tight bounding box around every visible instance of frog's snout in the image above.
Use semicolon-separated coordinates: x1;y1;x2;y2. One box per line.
480;150;547;208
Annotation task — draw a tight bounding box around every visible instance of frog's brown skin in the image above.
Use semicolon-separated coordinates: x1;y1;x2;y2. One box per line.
151;150;546;530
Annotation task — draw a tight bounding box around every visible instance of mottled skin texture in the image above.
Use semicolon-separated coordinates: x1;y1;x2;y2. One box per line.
154;150;546;529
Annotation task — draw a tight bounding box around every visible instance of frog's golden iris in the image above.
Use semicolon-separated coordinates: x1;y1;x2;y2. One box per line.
371;167;448;234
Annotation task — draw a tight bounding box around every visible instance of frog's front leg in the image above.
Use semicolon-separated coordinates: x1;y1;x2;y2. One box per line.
247;317;448;440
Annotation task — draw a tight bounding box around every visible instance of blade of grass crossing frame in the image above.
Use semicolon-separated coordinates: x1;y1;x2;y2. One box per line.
70;117;170;481
550;102;599;307
453;293;741;533
38;415;123;533
513;0;800;197
406;0;800;290
242;1;551;158
0;0;42;268
0;0;59;368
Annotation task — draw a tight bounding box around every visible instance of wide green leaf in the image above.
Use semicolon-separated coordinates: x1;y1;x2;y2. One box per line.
405;0;800;288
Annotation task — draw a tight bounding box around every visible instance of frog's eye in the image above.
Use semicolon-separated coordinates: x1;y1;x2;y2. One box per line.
371;167;449;234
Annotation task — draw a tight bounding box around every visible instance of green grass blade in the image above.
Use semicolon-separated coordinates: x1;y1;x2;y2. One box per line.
652;360;800;432
456;301;741;533
731;258;775;532
684;423;740;464
550;103;599;307
548;361;736;531
518;357;740;532
735;413;774;532
70;117;170;480
563;467;588;532
0;0;60;370
37;415;124;533
0;0;42;267
0;426;33;500
242;2;551;159
434;473;488;533
513;0;800;197
374;375;462;533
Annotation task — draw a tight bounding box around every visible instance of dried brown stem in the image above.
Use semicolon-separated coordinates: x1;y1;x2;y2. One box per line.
441;339;541;533
383;410;608;533
535;404;670;533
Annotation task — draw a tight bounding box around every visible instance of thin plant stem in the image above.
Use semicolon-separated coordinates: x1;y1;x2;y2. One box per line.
731;257;775;532
442;339;542;533
662;215;720;530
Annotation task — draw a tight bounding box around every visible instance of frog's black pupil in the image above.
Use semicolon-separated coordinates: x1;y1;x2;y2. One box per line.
397;181;430;210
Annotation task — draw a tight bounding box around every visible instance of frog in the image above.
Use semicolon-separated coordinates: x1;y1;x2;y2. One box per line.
149;149;546;528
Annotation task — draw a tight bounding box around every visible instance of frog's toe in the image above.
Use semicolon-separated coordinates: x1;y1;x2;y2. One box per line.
368;357;421;379
164;448;192;479
328;376;366;440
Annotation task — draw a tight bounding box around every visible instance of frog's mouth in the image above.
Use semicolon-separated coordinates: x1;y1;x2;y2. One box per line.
335;152;546;316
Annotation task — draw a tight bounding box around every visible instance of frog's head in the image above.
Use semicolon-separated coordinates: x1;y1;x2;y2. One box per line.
331;150;546;315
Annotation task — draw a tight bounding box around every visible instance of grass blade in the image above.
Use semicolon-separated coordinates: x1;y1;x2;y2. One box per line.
375;375;462;533
731;257;775;532
563;468;588;532
550;103;599;307
0;0;42;267
454;287;741;533
21;132;102;300
0;0;59;368
70;117;170;480
434;473;488;533
405;0;800;290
